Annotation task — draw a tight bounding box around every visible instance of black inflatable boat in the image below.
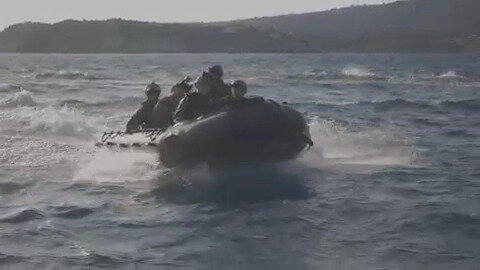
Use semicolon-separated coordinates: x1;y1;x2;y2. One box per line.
157;98;313;168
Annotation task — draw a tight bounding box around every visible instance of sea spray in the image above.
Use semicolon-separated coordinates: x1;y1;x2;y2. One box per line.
1;105;98;140
340;66;376;79
73;149;159;183
0;89;37;108
34;70;95;80
298;118;419;172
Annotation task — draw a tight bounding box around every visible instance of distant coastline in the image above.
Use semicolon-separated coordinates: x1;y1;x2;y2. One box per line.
0;0;478;53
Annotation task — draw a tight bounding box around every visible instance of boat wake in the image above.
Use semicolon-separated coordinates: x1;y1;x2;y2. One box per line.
298;118;421;173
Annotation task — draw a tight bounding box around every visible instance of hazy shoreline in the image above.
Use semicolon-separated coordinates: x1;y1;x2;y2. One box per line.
1;0;477;54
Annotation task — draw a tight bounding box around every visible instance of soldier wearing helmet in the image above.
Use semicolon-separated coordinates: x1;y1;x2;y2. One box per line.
126;82;161;132
208;65;224;78
206;65;231;99
173;74;215;123
230;80;247;98
209;79;249;112
151;77;193;129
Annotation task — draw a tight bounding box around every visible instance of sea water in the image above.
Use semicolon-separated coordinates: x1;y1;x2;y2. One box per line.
0;53;479;269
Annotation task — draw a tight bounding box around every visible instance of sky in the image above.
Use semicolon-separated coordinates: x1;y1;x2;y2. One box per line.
0;0;396;30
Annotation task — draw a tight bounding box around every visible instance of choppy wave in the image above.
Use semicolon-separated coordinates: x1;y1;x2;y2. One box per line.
434;70;465;80
318;98;480;113
11;67;34;74
0;90;37;108
0;179;34;194
369;98;432;112
27;107;97;139
285;66;379;81
48;205;100;219
83;96;144;108
440;99;480;111
0;83;18;93
442;129;476;138
423;212;480;238
57;96;143;108
339;66;377;79
34;70;104;80
282;67;476;88
352;98;480;113
57;99;86;107
286;69;328;80
0;103;98;140
300;99;433;112
0;208;44;224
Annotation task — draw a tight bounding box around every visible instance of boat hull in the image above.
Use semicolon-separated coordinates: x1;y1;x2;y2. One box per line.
157;99;311;168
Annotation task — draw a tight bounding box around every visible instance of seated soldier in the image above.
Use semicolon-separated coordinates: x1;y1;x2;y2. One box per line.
231;79;247;98
210;79;248;112
207;65;231;99
151;77;192;129
126;82;161;132
173;75;214;123
224;80;250;110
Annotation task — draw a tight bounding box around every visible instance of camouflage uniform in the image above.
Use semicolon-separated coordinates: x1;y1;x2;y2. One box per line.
173;92;212;123
126;99;157;131
150;95;183;129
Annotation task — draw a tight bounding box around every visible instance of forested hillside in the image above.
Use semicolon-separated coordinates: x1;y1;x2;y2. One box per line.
0;0;478;53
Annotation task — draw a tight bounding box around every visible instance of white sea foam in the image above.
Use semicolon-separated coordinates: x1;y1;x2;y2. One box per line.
27;107;97;140
34;70;91;80
292;70;328;79
435;70;463;79
340;66;376;78
0;89;37;107
0;105;97;140
73;150;159;183
298;118;420;173
0;135;82;169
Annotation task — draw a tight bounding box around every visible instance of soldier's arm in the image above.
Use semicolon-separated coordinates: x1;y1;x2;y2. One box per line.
173;96;189;123
126;107;147;132
175;94;202;123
